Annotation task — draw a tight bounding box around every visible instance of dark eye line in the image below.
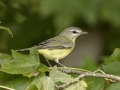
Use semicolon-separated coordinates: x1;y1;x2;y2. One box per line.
72;30;77;34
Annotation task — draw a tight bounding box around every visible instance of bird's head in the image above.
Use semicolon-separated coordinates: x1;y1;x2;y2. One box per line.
59;27;88;42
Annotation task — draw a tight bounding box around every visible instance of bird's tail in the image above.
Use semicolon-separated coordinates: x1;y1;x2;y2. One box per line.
16;48;31;51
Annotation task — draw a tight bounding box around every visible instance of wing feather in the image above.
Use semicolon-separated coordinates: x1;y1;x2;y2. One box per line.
36;36;73;50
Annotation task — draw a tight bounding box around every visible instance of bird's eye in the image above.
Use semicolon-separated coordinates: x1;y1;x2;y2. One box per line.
72;30;77;34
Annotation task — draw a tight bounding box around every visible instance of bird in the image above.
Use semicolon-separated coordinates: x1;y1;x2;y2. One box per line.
16;27;88;68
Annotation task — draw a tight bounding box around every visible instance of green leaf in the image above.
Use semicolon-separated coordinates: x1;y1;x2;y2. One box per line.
81;56;98;71
0;47;40;76
40;76;55;90
39;63;49;72
105;48;120;64
0;53;13;63
0;26;13;37
85;77;104;90
30;46;39;55
27;73;45;90
27;84;38;90
0;72;45;90
86;81;94;90
50;66;73;83
106;82;120;90
64;80;87;90
0;72;30;90
101;62;120;76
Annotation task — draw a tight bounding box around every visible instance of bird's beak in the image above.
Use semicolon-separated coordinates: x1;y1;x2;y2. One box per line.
81;32;88;35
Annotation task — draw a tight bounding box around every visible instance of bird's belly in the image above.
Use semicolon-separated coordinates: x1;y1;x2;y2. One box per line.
38;49;73;60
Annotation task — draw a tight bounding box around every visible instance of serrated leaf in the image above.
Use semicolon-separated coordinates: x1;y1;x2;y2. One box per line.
105;48;120;64
50;67;73;83
40;76;55;90
0;53;13;63
0;47;40;75
64;80;87;90
0;26;13;37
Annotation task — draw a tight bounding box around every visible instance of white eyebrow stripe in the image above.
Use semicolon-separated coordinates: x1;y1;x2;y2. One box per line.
71;29;81;33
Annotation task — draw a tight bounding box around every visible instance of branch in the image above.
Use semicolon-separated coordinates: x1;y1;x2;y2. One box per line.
0;85;15;90
56;68;120;90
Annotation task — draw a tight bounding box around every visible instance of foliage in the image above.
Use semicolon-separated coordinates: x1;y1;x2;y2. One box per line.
0;0;120;57
0;47;120;90
1;0;120;90
1;0;120;29
0;25;13;37
0;47;87;90
105;48;120;64
102;48;120;76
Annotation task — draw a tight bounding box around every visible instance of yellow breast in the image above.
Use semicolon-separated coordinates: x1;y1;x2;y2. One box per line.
38;48;74;60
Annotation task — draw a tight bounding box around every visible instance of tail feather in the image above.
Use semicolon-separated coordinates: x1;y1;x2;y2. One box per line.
16;48;31;51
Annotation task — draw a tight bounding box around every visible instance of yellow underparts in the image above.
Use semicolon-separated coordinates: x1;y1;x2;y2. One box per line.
38;48;74;60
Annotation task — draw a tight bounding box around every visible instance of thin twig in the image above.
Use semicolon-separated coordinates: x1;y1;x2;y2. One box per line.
57;68;120;90
0;85;15;90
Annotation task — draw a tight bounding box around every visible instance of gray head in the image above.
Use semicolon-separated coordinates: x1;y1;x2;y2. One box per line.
59;27;88;42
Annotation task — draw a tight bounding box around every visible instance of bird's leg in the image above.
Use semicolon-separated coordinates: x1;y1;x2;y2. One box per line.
54;59;67;68
45;59;52;67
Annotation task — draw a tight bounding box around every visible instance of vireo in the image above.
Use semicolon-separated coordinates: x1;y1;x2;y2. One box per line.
16;27;88;67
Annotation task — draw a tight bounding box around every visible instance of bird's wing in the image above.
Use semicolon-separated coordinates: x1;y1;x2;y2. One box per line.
36;36;73;50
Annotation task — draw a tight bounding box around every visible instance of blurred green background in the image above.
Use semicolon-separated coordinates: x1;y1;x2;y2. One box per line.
1;0;120;67
1;0;120;89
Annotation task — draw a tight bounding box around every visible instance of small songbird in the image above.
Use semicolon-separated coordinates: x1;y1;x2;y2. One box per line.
16;27;88;67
